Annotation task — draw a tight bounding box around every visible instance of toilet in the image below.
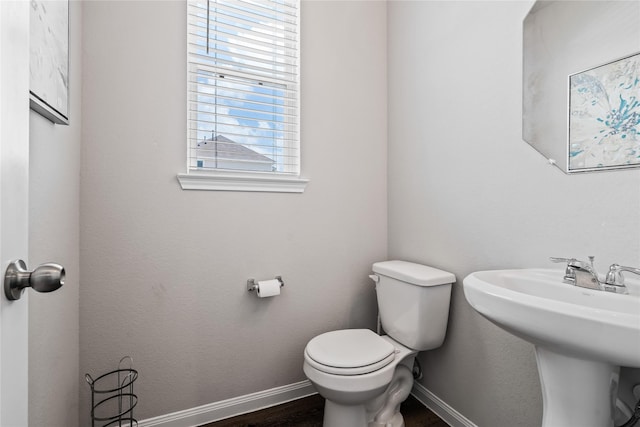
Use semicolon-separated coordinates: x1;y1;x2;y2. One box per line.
303;260;455;427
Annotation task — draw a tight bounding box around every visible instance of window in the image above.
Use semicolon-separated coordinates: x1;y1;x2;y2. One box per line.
179;0;307;192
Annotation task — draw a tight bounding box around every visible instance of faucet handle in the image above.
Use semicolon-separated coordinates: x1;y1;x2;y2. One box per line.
550;257;585;270
550;257;594;269
550;257;575;264
550;257;578;284
604;264;640;290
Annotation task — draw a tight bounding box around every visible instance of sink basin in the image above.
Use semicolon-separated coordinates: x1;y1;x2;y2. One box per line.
464;268;640;367
463;268;640;427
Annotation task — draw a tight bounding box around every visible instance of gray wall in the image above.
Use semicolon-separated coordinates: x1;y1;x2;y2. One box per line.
28;2;82;427
388;1;640;426
79;0;387;422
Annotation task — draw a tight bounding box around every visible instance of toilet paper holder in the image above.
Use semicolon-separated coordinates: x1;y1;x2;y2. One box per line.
247;276;284;292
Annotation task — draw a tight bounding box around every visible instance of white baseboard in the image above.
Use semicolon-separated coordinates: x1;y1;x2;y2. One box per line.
137;380;316;427
135;379;476;427
411;382;477;427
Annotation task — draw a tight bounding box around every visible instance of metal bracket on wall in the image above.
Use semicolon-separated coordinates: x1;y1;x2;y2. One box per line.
247;276;284;292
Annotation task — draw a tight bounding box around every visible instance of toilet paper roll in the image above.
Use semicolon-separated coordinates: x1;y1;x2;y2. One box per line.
257;279;281;298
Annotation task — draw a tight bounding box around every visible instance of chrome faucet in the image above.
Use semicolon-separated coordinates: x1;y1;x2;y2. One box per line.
550;257;601;290
550;257;634;294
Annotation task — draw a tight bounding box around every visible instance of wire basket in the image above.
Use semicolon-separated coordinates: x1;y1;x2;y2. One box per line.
86;356;138;427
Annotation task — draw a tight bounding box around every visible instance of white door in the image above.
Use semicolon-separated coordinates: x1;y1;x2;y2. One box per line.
0;1;30;426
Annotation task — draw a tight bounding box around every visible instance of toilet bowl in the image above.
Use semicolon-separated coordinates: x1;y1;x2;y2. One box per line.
303;261;456;427
303;330;416;427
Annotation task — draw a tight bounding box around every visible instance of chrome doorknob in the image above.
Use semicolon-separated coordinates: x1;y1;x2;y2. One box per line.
4;260;64;300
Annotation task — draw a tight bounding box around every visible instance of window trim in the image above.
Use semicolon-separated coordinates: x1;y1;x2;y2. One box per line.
179;0;307;193
177;170;308;193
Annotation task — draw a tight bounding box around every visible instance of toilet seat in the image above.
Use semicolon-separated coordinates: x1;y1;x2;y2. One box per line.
304;329;396;376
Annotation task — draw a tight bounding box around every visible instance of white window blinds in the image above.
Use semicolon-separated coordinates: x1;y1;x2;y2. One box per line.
187;0;300;175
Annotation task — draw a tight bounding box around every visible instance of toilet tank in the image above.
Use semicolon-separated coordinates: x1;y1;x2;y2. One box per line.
372;260;455;351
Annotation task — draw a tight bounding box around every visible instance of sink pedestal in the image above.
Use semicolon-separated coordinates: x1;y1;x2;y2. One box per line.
535;347;618;427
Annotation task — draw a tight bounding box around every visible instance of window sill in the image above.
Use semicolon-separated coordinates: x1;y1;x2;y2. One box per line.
177;171;309;193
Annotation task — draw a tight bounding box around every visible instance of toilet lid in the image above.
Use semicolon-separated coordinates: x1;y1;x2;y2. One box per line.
305;329;396;375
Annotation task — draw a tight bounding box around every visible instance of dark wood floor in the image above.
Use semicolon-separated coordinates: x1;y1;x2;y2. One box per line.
200;394;450;427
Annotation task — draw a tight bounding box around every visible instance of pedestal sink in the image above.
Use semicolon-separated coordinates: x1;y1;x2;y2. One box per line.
463;268;640;427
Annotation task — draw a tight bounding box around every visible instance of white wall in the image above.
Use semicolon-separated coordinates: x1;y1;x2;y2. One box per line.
28;2;82;426
80;0;387;422
388;1;640;426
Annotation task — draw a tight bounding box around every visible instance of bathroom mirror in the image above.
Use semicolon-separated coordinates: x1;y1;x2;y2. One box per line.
522;1;640;173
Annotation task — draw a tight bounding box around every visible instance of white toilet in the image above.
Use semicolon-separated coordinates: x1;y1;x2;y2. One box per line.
303;260;455;427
